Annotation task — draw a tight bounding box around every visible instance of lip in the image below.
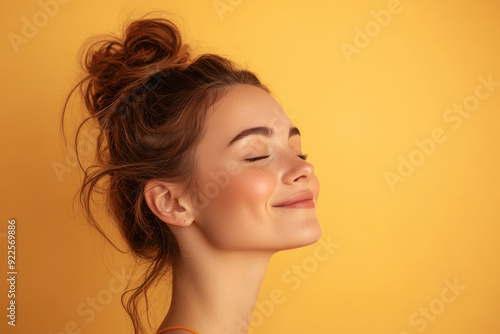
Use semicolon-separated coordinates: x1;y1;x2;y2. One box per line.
272;191;314;208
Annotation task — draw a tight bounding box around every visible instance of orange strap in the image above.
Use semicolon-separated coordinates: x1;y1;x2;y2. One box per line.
156;325;199;334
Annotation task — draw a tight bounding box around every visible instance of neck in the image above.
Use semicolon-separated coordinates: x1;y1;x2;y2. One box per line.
161;246;274;334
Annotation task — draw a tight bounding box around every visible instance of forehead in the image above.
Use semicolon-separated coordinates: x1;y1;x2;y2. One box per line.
201;84;293;146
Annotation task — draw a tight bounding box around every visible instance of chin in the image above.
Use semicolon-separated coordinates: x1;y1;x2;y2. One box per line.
299;220;322;246
278;219;322;251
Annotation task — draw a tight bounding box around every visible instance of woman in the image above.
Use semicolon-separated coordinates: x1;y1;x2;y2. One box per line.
61;14;321;334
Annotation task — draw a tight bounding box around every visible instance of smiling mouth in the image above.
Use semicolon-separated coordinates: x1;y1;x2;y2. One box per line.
273;199;315;209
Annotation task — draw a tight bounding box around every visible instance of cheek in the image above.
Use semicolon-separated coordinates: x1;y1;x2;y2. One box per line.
193;167;277;245
216;167;276;213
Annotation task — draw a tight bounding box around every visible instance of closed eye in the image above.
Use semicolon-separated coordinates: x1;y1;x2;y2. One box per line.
299;153;308;161
245;155;271;162
245;153;308;162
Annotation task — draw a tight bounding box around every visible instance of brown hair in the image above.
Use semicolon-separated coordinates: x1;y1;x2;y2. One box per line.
60;14;270;334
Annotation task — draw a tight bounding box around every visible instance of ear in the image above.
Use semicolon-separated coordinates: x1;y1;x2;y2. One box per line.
144;180;195;227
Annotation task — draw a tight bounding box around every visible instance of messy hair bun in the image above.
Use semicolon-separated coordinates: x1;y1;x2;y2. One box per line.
61;14;269;334
84;18;191;129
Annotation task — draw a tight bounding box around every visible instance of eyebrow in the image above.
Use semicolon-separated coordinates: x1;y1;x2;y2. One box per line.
227;126;301;147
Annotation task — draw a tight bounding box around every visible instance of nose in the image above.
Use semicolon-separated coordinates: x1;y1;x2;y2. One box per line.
281;151;315;185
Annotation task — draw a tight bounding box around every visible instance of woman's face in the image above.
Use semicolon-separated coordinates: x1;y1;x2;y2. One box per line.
190;84;321;252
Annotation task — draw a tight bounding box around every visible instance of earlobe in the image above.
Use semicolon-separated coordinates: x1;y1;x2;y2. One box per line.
144;180;194;227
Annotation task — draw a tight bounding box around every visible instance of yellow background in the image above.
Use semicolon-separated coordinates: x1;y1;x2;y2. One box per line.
1;0;499;333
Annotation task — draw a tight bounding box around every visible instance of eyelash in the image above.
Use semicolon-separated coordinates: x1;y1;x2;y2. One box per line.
245;153;308;162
